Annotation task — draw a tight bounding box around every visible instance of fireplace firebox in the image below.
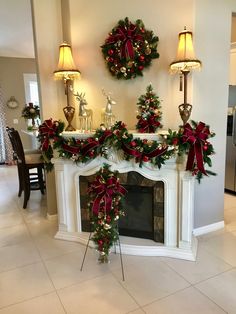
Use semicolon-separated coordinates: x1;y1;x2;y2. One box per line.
79;172;164;243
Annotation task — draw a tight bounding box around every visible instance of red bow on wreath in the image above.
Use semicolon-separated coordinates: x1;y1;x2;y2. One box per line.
39;119;59;151
107;24;143;60
90;175;127;215
182;122;210;175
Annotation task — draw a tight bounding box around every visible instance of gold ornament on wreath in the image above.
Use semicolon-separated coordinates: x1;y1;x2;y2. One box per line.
101;17;159;80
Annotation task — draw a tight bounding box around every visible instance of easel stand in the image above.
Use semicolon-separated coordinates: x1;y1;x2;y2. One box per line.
80;231;125;281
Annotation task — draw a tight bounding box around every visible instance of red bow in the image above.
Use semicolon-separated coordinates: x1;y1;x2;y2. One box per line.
39;119;59;151
138;116;161;133
89;175;127;215
182;122;210;175
106;24;143;60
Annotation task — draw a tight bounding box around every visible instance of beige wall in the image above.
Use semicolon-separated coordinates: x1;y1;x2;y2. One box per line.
69;0;194;130
231;14;236;42
193;0;232;227
31;0;64;121
33;0;236;228
0;56;36;148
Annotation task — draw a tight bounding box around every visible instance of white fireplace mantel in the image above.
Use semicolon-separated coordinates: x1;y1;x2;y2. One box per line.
52;152;198;261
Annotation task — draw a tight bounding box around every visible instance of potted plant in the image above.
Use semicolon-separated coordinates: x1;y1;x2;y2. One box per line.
22;102;40;130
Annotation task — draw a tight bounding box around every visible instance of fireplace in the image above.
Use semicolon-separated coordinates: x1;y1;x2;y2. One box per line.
53;150;197;261
79;172;164;243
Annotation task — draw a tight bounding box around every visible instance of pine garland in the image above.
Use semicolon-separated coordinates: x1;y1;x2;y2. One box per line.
37;119;216;182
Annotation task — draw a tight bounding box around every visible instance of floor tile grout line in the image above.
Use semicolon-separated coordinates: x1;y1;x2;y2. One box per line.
53;291;68;314
193;284;229;313
109;259;192;311
109;271;144;310
199;242;236;268
0;290;59;311
55;271;122;294
20;211;68;313
0;259;42;275
0;222;25;231
162;255;234;286
125;307;146;314
160;259;193;285
0;167;235;313
191;266;236;286
137;285;194;310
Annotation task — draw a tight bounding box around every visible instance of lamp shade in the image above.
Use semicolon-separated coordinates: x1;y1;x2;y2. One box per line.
54;42;80;80
170;28;201;72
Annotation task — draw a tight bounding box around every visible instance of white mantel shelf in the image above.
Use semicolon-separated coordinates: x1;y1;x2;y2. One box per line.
61;129;169;141
52;152;198;261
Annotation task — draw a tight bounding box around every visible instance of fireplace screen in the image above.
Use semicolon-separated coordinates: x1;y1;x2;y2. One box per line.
79;172;164;243
118;185;154;239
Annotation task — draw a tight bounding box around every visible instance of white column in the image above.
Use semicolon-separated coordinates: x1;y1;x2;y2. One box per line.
178;170;195;249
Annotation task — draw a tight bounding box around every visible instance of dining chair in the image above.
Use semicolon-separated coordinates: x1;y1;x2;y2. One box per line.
6;127;45;208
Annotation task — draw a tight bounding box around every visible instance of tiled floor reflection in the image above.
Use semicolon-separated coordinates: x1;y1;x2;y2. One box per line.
0;165;235;313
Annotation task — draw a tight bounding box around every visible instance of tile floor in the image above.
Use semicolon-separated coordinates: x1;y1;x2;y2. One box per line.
0;165;236;313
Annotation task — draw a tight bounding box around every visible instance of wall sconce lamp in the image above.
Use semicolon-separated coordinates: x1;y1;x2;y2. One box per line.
54;42;80;131
170;27;201;125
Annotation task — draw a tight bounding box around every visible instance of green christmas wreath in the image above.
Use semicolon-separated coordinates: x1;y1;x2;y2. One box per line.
101;17;159;80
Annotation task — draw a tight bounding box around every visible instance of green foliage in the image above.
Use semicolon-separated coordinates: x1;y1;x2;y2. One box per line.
136;84;162;133
37;118;216;183
22;103;40;119
101;17;159;80
88;164;126;259
166;120;216;181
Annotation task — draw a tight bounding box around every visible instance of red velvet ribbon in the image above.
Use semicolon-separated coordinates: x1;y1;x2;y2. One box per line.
62;143;80;155
107;24;143;60
81;139;100;156
145;146;168;158
90;176;127;215
98;130;113;145
121;142;142;158
182;122;210;175
138;116;161;133
122;141;168;160
39;119;59;151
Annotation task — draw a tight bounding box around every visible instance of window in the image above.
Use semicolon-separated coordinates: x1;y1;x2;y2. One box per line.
23;73;40;126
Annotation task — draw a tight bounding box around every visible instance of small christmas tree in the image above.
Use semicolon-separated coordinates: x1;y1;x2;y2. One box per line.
136;84;162;133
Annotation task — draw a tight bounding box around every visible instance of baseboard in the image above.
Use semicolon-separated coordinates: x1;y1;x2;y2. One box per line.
46;213;58;221
193;221;224;236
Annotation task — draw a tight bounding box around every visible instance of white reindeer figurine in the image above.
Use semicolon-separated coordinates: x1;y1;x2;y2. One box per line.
102;89;116;129
74;92;93;132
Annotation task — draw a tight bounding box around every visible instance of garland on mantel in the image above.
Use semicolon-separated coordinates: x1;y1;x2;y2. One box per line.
38;119;216;182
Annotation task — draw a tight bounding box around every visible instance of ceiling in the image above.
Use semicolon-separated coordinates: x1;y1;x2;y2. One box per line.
0;0;34;58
